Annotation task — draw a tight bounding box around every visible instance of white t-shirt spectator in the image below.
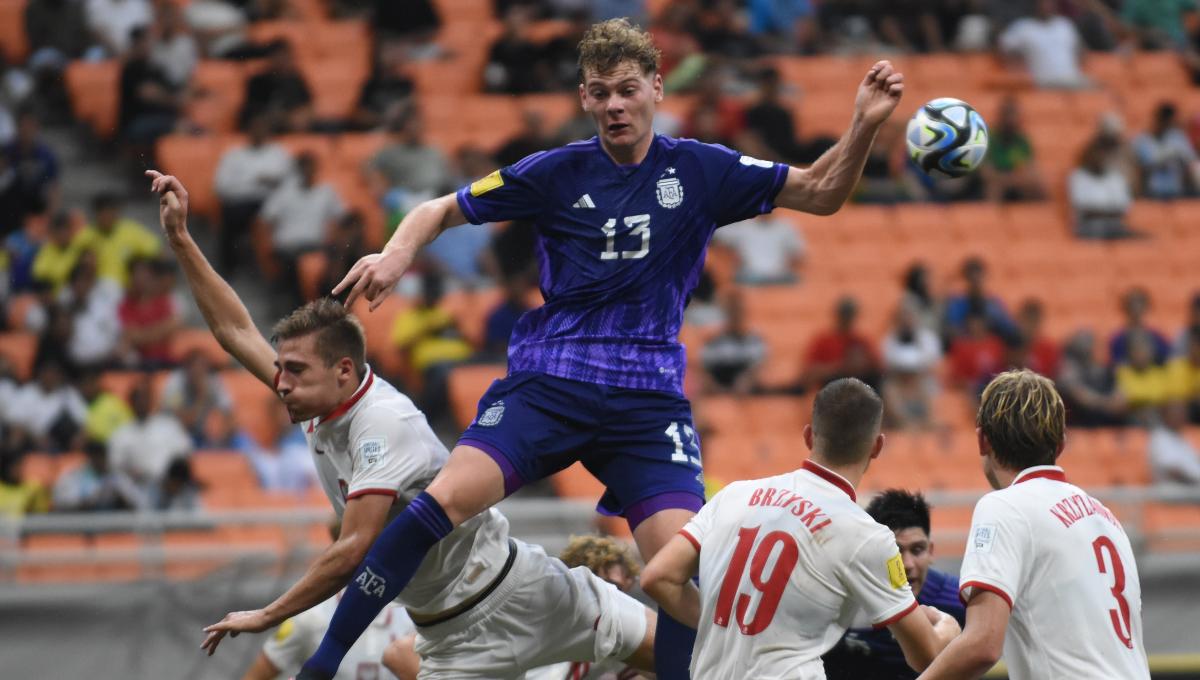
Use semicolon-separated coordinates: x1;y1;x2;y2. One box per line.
7;383;88;438
85;0;153;55
214;142;294;203
999;16;1087;88
1069;167;1132;214
260;179;346;253
882;326;942;374
59;279;123;366
243;428;319;493
714;217;805;284
152;32;199;88
1133;128;1199;199
1148;425;1200;484
108;414;193;484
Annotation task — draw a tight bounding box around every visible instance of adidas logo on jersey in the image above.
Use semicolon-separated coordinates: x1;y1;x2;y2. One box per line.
572;194;596;209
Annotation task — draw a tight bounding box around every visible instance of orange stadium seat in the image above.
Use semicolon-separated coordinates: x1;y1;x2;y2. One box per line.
160;529;236;580
446;363;505;429
1131;51;1191;90
169;327;230;366
187;61;248;134
305;60;370;121
1143;503;1200;552
1084;52;1133;91
221;370;279;447
336;132;390;176
4;293;39;331
18;534;97;583
433;0;494;24
0;331;37;380
64;61;121;139
0;0;29;64
351;295;409;377
191;451;258;490
155;134;236;220
18;453;56;487
296;251;330;302
93;533;144;582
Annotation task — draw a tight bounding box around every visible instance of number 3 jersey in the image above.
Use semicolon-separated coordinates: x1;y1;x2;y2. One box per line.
456;134;788;395
680;461;919;680
958;466;1149;680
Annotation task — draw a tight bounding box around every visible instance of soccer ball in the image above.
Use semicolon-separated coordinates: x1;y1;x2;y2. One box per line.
905;98;989;178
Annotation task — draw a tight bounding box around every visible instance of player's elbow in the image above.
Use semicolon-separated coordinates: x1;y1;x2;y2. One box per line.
638;561;675;604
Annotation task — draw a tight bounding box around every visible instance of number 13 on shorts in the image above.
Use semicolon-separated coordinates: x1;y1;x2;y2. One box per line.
666;421;701;467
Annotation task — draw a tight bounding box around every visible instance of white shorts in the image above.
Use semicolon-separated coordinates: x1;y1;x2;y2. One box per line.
413;540;648;680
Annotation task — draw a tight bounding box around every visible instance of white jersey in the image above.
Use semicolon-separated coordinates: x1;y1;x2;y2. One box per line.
681;460;917;680
301;368;512;616
262;595;413;680
523;659;639;680
959;465;1150;680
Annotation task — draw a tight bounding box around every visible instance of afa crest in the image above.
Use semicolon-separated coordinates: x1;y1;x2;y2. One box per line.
478;400;505;427
656;177;684;209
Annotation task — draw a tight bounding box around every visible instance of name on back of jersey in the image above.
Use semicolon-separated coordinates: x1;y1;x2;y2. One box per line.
747;486;832;533
1049;493;1120;529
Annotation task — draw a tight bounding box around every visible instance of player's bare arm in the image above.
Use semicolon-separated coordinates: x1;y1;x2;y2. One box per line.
640;533;702;629
887;602;964;673
915;591;1009;679
146;170;277;387
240;652;283;680
774;60;904;215
333;193;466;311
200;493;393;655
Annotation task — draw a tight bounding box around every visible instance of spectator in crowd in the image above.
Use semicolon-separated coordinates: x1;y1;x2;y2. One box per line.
998;0;1088;89
800;296;881;392
75;192;161;289
150;4;199;89
684;269;726;328
872;0;963;53
213;114;293;275
743;66;803;163
942;257;1016;341
25;0;89;78
1014;298;1059;378
240;402;317;493
651;2;702;78
983;96;1046;202
856;119;910;204
108;377;193;498
1122;0;1195;50
900;262;940;331
1058;330;1128;427
78;369;133;445
117;257;182;367
161;351;236;448
0;151;21;236
948;309;1006;392
1134;102;1200;200
712;214;805;285
1176;292;1200;354
1069;138;1135;239
0;356;18;441
52;439;139;511
538;9;590;91
239;41;313;133
485;5;544;94
148;457;203;510
495;110;556;168
881;299;942;430
320;212;372;295
32;304;75;370
351;41;415;131
0;453;50;517
367;109;453;222
483;271;535;360
692;0;763;58
6;357;87;453
422;151;494;285
85;0;153;58
259;152;345;302
1110;287;1171;366
389;272;473;418
31;212;82;294
700;291;766;394
371;0;441;47
1116;331;1173;424
119;26;185;148
748;0;817;54
683;64;746;145
59;253;123;368
4;109;60;225
1149;400;1200;484
1168;326;1200;421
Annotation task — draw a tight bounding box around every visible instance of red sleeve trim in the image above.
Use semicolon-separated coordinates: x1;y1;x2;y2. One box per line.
959;580;1014;610
346;488;399;500
678;529;701;552
872;599;919;629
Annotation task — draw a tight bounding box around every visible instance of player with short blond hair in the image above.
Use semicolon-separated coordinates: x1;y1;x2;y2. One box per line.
916;370;1150;679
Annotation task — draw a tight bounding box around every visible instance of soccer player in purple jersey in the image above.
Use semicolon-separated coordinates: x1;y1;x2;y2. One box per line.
291;19;905;680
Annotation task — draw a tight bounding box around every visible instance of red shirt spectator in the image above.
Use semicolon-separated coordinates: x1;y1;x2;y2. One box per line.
1016;299;1060;378
801;297;881;390
950;313;1006;387
118;257;181;366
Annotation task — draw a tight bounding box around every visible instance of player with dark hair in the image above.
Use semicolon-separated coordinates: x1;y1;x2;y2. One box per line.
823;490;966;679
302;17;906;679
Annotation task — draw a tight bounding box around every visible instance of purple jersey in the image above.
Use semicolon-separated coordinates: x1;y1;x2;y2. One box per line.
456;134;788;394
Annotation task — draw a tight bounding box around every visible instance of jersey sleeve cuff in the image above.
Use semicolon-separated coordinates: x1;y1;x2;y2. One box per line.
678;529;701;552
872;598;919;629
959;579;1014;610
346;487;399;500
760;162;789;214
455;187;484;225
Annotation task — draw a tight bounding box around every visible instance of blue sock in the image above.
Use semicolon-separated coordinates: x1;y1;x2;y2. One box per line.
300;492;452;679
653;607;696;680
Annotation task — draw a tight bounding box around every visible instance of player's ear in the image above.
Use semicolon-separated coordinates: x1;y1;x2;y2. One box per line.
869;432;885;460
802;423;814;452
652;72;664;102
578;82;587;110
975;427;991;458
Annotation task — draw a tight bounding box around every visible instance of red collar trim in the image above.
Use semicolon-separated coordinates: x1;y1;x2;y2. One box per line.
312;368;374;431
802;460;857;502
1013;465;1068;486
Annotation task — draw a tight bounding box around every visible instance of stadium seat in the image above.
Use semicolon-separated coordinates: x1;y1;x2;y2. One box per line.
296;251;330;302
1083;52;1133;91
155;134;236;220
64;61;121;139
1143;503;1200;552
0;331;38;381
191;451;258;490
17;534;97;583
220;370;280;447
160;529;237;580
93;533;144;582
335;132;391;176
17;453;56;487
351;295;409;377
1131;52;1191;90
446;363;505;429
4;293;39;331
169;327;230;367
0;0;28;64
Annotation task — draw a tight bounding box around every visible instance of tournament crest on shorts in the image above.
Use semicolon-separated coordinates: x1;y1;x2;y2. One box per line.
478;400;505;427
656;176;684;209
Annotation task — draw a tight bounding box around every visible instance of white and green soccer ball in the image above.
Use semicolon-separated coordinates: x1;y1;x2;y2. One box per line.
905;98;989;178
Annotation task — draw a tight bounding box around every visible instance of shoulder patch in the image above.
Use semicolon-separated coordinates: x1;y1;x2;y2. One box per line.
971;524;997;554
470;170;504;196
274;618;294;642
357;436;387;469
739;155;774;168
887;553;908;590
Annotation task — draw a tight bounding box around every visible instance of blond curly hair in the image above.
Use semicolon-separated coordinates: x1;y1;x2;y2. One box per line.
577;18;661;80
559;534;642;578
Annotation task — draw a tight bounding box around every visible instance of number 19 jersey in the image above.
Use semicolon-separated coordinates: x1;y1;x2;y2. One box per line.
680;461;918;680
959;466;1149;679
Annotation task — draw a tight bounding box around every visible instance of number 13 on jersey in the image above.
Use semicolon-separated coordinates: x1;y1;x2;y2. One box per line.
600;214;650;260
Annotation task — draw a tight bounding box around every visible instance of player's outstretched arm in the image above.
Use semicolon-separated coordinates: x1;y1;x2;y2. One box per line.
774;60;904;216
333;193;466;311
145;170;277;388
889;604;964;673
641;533;702;629
914;591;1008;679
201;493;394;656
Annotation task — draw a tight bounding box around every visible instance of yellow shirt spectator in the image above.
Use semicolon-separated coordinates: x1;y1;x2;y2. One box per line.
32;240;85;293
0;480;50;518
73;219;161;288
1116;363;1172;408
1167;357;1200;400
390;307;474;374
85;393;135;443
